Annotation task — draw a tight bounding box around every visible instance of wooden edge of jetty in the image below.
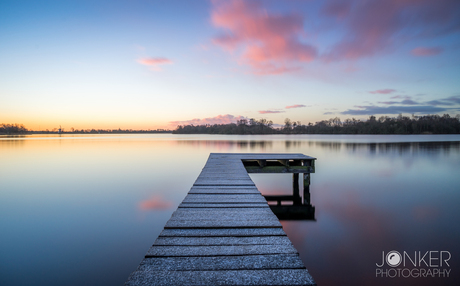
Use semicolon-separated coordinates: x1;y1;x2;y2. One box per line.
125;153;317;286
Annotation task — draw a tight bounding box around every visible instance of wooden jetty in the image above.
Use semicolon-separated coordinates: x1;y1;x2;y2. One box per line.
125;153;316;286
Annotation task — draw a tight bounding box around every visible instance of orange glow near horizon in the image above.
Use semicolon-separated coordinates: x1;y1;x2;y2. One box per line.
1;116;171;131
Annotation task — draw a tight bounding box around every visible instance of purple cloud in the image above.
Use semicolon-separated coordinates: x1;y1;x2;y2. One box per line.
369;89;396;94
426;95;460;106
446;95;460;104
426;100;455;106
401;99;419;105
259;110;285;114
322;0;460;62
379;99;418;105
285;104;307;109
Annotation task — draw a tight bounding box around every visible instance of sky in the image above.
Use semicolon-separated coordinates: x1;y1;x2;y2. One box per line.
1;0;460;130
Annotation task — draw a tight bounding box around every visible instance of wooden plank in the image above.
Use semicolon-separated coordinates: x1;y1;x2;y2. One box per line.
193;184;256;187
193;179;255;185
182;194;267;203
188;187;260;194
125;269;315;286
190;186;259;189
171;207;276;217
145;244;298;257
232;153;316;160
196;176;251;180
167;214;279;224
158;228;287;237
153;236;294;246
136;254;306;271
164;219;281;229
169;211;279;222
179;203;269;208
244;165;313;173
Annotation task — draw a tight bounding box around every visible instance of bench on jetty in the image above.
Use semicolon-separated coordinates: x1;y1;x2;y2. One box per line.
125;153;316;286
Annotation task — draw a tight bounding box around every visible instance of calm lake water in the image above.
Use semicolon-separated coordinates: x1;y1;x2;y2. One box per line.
1;134;459;286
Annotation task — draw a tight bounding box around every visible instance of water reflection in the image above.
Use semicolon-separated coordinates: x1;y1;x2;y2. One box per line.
258;172;316;221
284;140;460;156
342;141;460;156
175;139;272;150
1;134;459;286
266;201;315;220
138;196;174;211
173;137;460;157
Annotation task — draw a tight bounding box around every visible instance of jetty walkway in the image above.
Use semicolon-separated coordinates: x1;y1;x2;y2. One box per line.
125;153;316;286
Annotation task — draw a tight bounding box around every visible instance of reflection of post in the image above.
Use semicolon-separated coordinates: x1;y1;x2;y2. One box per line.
293;173;301;205
303;173;311;205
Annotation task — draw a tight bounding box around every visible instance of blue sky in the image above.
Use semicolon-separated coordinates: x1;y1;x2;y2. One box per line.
1;0;460;130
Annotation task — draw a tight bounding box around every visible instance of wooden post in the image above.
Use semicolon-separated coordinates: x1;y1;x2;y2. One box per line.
293;173;301;205
303;173;311;205
257;160;266;167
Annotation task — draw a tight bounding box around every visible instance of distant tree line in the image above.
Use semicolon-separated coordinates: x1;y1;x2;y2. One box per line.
0;123;28;134
174;118;277;134
0;124;171;135
173;114;460;135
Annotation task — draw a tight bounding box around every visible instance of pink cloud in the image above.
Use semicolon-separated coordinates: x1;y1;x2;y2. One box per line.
411;47;443;56
322;0;460;61
211;0;317;75
259;110;284;114
169;114;248;126
139;196;173;211
285;104;306;109
369;89;396;94
137;57;173;71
